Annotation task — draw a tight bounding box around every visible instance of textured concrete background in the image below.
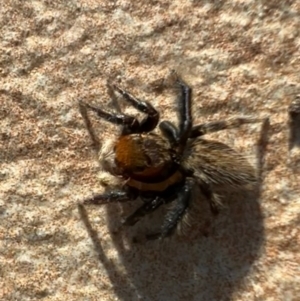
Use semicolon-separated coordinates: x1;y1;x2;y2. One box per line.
1;1;299;300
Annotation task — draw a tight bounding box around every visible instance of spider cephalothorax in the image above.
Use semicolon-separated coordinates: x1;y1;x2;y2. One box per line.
80;73;267;240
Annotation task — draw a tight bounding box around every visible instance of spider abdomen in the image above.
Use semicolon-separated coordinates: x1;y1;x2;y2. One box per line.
183;138;257;187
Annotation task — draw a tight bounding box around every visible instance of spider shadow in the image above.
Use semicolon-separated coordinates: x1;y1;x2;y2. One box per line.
78;176;265;301
78;100;269;301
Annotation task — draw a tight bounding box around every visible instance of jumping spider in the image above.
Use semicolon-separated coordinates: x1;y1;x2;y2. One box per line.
80;74;267;241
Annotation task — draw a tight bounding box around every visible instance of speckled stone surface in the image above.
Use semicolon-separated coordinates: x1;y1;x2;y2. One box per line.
1;1;300;300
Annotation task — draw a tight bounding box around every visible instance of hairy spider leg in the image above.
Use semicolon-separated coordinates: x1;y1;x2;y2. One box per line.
198;180;221;215
146;178;195;240
190;117;268;138
158;76;192;155
177;78;192;146
79;100;141;133
159;121;179;146
83;190;137;205
111;84;160;134
122;196;166;226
